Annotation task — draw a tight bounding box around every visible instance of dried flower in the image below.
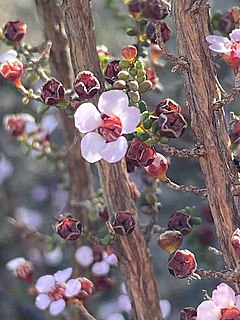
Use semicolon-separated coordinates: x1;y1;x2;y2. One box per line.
74;71;100;98
144;152;168;180
143;0;169;20
104;60;121;84
41;78;65;106
35;267;81;316
157;230;183;254
74;90;140;163
158;110;187;138
197;283;240;320
167;211;192;235
180;307;197;320
3;20;27;42
126;139;157;167
168;249;197;278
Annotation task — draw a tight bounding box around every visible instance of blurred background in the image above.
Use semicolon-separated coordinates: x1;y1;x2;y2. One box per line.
0;0;240;319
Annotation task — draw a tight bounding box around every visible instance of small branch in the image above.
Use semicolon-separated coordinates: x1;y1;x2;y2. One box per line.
208;246;222;256
195;268;239;283
74;303;96;320
17;85;42;102
187;0;208;13
165;179;207;197
213;87;240;110
158;142;206;158
231;184;240;196
155;21;189;70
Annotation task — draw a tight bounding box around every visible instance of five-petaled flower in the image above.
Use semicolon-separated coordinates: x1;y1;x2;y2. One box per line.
0;50;23;86
197;283;240;320
35;267;81;316
74;90;140;163
206;29;240;74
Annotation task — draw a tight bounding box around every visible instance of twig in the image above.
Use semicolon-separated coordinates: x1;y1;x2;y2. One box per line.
213;87;240;110
165;179;207;197
158;142;206;158
187;0;208;13
208;246;222;256
231;184;240;196
17;85;42;102
74;303;96;320
195;268;239;283
155;21;189;70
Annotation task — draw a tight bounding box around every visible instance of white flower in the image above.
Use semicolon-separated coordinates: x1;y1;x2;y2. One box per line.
197;283;240;320
75;246;94;267
44;246;63;266
118;294;132;313
15;206;43;229
74;90;140;163
206;29;240;57
35;267;81;316
91;261;110;276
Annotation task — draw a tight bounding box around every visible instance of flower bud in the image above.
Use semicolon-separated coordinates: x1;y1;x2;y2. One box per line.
139;80;152;93
231;228;240;254
0;53;23;87
144;152;168;180
76;277;94;300
128;90;140;102
113;80;127;90
4;114;25;136
3;20;27;42
167;211;192;235
6;257;33;282
128;0;145;18
143;0;169;20
111;210;136;236
55;214;82;240
219;11;235;34
126;139;157;167
74;71;100;98
121;45;138;61
105;60;122;84
180;307;197;320
158;110;187;138
99;207;109;221
118;70;130;81
146;21;171;43
155;98;181;115
41;77;65;106
127;80;139;91
168;249;197;278
157;230;183;254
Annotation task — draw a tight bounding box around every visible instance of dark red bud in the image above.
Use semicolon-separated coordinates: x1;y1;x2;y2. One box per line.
104;60;121;85
128;0;145;18
4;115;25;136
74;71;100;98
155;98;181;115
180;307;197;320
41;77;65;106
143;0;169;20
99;207;109;221
126;139;157;168
231;228;240;254
3;20;27;42
168;249;197;278
55;214;82;240
92;275;114;291
168;211;192;235
158;110;187;138
111;210;136;236
196;226;215;246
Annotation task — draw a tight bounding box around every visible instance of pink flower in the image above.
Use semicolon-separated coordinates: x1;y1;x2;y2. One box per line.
74;90;140;163
0;50;23;86
197;283;240;320
35;267;81;316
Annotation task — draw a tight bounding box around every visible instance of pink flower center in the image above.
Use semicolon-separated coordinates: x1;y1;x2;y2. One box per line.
98;115;122;142
230;41;240;58
220;306;240;320
49;283;66;301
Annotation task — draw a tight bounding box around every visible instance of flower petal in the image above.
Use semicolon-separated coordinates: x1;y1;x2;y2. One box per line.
49;299;66;316
6;257;25;271
0;50;18;63
206;35;230;44
81;132;106;163
197;300;221;320
75;246;94;267
119;106;140;134
235;295;240;309
35;294;51;310
41;115;58;133
65;279;81;297
230;29;240;41
107;314;125;320
212;283;236;308
35;275;55;293
98;90;129;117
91;261;110;276
209;43;231;53
74;102;102;133
54;267;72;283
159;300;171;319
100;137;128;163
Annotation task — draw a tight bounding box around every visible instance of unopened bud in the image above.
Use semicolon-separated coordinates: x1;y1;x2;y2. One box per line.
157;230;183;254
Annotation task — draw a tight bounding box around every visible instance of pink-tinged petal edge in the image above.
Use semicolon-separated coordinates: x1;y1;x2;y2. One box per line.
119;106;140;134
35;275;55;293
54;267;72;283
65;279;81;297
197;300;221;320
98;90;129;117
81;132;106;163
49;299;66;316
100;136;128;163
74;102;103;133
230;29;240;41
35;294;52;310
212;283;236;309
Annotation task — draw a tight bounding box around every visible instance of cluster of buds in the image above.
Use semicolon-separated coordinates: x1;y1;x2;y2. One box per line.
126;0;169;21
105;45;152;102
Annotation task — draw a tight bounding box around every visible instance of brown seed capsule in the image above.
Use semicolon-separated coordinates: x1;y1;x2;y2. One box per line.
155;98;181;115
157;230;183;254
104;60;121;84
3;20;27;42
168;249;197;279
167;211;192;235
41;77;65;106
126;139;157;168
111;210;136;236
55;214;82;241
158;110;187;138
74;71;100;99
143;0;169;20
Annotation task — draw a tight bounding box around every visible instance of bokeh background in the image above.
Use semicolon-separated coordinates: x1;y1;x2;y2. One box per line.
0;0;240;319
